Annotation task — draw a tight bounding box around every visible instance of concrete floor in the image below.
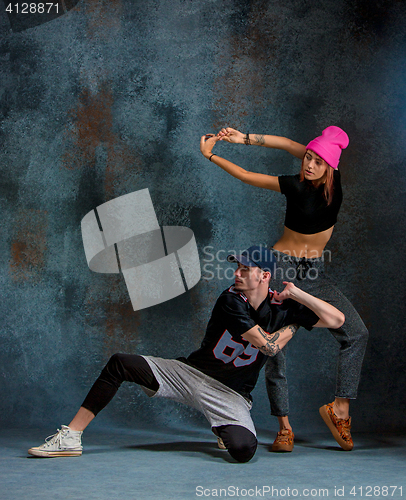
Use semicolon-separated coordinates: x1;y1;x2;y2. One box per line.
1;424;405;500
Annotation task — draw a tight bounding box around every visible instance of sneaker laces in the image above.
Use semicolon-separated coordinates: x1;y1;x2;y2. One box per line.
329;405;352;441
276;429;292;444
43;428;66;448
337;417;352;440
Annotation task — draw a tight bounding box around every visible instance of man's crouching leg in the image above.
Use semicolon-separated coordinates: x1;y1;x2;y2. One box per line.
28;353;159;458
214;425;257;463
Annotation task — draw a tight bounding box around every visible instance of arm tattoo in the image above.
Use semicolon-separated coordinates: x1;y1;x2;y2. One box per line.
254;134;265;146
289;324;299;337
256;324;299;357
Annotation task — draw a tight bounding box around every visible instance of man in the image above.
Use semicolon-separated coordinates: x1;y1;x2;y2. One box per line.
28;245;344;463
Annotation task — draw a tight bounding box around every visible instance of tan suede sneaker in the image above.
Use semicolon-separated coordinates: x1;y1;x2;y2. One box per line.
319;402;353;451
216;437;227;450
271;429;294;452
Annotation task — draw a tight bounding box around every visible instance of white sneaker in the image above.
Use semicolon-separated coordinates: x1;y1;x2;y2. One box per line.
28;425;83;457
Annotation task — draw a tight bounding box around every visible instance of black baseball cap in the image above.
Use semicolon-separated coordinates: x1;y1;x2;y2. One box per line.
227;245;277;273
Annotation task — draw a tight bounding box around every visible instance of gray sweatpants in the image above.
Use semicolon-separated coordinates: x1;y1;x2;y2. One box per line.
266;249;369;416
141;356;256;436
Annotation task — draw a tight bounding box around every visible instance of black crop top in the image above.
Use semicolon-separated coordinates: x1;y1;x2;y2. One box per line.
278;170;342;235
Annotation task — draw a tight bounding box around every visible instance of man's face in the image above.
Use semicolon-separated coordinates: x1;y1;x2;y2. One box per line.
234;262;264;291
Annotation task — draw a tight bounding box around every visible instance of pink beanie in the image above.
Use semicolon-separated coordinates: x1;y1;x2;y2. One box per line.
306;126;349;169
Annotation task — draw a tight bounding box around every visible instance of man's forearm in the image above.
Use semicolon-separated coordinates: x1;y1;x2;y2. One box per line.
252;324;299;357
289;288;345;329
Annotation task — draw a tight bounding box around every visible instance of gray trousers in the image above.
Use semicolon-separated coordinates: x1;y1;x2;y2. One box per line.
266;249;369;416
141;356;256;435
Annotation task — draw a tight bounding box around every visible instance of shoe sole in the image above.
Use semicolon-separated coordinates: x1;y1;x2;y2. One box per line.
271;443;293;452
271;446;293;453
319;406;353;451
28;448;82;458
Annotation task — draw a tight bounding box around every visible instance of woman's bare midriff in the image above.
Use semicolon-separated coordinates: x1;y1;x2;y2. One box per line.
272;226;334;259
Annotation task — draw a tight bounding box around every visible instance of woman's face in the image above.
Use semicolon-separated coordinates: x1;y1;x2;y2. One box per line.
303;150;328;181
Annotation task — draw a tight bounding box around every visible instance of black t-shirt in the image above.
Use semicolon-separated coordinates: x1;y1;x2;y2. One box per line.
182;286;319;399
278;170;342;234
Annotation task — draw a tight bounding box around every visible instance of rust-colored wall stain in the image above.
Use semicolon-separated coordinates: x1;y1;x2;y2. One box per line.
63;0;140;198
104;143;142;200
79;0;124;40
63;84;115;170
10;209;48;282
83;277;141;355
63;83;141;198
63;82;142;346
104;285;141;354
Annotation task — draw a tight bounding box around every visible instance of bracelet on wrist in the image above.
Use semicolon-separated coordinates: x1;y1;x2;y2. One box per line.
244;132;251;146
209;153;216;162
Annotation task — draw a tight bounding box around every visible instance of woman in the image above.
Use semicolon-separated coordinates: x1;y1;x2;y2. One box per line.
200;126;369;452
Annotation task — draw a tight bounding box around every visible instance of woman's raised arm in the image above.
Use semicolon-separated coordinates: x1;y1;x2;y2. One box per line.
200;134;280;192
217;127;306;159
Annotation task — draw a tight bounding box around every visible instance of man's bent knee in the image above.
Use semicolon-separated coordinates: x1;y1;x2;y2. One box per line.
228;441;257;463
215;425;257;463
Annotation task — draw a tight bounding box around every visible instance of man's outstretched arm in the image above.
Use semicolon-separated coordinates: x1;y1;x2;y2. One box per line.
274;282;345;329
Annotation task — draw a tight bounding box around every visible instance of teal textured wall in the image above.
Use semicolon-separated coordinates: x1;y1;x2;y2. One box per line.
1;0;405;432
